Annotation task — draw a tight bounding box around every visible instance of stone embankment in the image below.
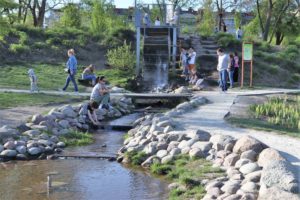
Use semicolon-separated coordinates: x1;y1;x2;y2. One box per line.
0;97;134;161
117;97;300;200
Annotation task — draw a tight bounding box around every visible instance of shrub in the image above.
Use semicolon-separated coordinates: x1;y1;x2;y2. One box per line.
15;25;44;38
59;131;93;146
150;163;172;175
106;41;136;70
103;28;135;47
46;37;62;45
9;43;30;53
32;42;48;49
267;65;280;74
125;151;147;165
216;32;240;48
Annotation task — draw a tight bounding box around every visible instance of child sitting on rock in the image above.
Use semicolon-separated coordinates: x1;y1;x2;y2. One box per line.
189;68;198;85
27;69;39;92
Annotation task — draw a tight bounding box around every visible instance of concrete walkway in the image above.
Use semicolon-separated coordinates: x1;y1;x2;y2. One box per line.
175;90;300;186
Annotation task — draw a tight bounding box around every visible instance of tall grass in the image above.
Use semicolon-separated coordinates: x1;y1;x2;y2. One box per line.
250;95;300;131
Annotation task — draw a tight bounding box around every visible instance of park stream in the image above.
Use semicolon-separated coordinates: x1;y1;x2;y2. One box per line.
0;113;169;200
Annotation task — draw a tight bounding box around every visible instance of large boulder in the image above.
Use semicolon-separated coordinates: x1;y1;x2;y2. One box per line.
60;105;77;118
4;141;16;150
221;180;241;194
58;120;70;129
257;148;285;167
210;134;236;150
233;136;267;154
191;141;212;153
258;186;300;200
0;149;17;157
156;150;168;158
185;129;211;141
31;114;45;124
223;153;240;167
0;126;18;141
260;160;299;194
28;147;42;155
23;130;41;137
241;150;258;161
239;163;260;175
16;145;27;154
189;148;204;158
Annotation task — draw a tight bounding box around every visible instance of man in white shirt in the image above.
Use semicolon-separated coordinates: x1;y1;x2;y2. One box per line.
217;48;230;92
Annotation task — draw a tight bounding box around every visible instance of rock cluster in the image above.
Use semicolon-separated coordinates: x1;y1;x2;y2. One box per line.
117;97;299;200
0;97;134;161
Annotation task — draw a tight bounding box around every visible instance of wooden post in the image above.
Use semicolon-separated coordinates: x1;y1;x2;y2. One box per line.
250;59;253;87
241;56;244;88
172;27;177;72
136;28;141;76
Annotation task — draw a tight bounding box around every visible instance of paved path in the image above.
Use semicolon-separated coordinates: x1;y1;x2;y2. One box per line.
175;90;300;186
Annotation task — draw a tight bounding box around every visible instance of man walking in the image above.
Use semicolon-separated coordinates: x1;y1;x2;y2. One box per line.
217;48;229;92
61;49;78;93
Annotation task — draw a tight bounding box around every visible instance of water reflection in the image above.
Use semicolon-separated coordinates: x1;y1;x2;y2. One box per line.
0;115;168;200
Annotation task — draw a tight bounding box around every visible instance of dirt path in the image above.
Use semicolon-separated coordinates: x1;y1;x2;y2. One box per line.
175;90;300;185
0;106;56;127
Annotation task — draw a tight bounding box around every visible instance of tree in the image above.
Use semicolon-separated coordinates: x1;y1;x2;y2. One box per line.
234;11;241;29
0;0;19;24
198;0;215;36
60;3;81;28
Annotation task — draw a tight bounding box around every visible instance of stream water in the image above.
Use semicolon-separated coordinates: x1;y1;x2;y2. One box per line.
0;114;169;200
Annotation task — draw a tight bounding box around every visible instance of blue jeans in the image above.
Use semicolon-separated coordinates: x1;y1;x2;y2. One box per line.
229;70;234;87
219;70;228;91
63;74;78;92
83;74;97;84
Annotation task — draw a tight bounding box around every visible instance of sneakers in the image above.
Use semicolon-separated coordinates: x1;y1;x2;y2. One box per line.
98;104;103;109
74;91;79;95
59;88;65;92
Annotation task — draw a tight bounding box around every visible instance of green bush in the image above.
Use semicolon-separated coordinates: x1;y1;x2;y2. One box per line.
32;42;48;49
125;151;147;165
15;25;44;38
46;37;62;45
106;41;136;70
268;65;280;74
150;163;172;175
216;32;240;48
59;131;94;146
9;43;30;53
103;28;135;47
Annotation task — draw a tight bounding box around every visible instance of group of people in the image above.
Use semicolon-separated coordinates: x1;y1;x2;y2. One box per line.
217;48;239;92
27;48;112;126
180;47;205;90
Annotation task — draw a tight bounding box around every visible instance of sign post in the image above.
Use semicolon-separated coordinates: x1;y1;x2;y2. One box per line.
241;42;253;88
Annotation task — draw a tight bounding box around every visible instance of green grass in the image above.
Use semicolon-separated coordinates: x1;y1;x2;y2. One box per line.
59;131;94;146
0;64;134;91
0;92;86;109
125;150;148;165
149;155;224;200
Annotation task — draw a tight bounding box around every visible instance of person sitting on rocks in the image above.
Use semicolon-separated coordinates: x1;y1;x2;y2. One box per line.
90;76;113;110
82;64;97;86
189;68;198;85
87;101;100;126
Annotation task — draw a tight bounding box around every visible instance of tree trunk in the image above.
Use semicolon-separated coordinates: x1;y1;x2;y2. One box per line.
275;31;284;45
37;0;46;27
263;0;273;41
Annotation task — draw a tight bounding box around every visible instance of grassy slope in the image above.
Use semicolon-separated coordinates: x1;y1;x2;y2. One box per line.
199;34;300;88
0;92;87;109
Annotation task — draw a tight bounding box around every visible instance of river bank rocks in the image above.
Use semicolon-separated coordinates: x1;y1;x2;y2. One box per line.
117;97;299;200
0;97;134;161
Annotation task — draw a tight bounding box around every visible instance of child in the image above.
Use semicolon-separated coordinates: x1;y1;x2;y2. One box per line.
189;68;198;85
87;101;101;126
28;69;39;92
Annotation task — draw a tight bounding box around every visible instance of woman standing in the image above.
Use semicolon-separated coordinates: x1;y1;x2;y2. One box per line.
61;49;78;93
233;52;239;83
